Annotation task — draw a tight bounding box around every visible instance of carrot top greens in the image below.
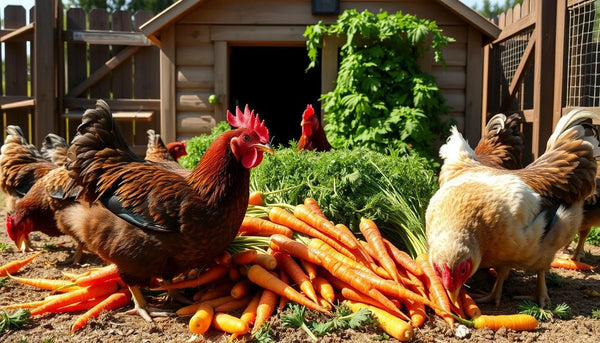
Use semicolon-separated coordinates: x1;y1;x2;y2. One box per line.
0;309;32;334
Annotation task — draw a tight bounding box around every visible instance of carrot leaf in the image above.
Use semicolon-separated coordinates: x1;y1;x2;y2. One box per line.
0;276;8;287
311;303;373;336
250;322;275;343
0;309;32;334
518;300;572;321
280;304;318;342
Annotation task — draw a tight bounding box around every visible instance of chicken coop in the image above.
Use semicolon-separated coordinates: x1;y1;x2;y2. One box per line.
140;0;500;146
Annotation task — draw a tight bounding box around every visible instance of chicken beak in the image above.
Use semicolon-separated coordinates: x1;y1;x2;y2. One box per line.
254;142;274;155
15;235;30;252
447;287;461;306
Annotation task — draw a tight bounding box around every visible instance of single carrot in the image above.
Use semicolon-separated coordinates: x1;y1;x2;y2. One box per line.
231;278;254;299
273;252;319;304
54;296;110;314
30;280;120;316
415;253;454;329
232;249;259;265
252;253;277;270
215;294;253;312
152;264;229;290
7;274;81;293
70;289;131;333
402;298;426;328
1;299;50;310
75;264;120;287
247;264;328;314
466;314;538;331
268;207;356;258
383;238;424;277
337;224;376;266
252;288;279;334
277;267;291;311
345;300;414;342
229;292;262;341
238;216;294;238
230;267;242;281
214;250;232;265
300;259;318;281
212;312;249;334
459;288;481;319
197;282;235;302
293;204;358;250
248;191;265;206
0;251;42;276
303;197;327;218
306;238;380;279
359;218;401;286
312;276;335;305
551;257;595;270
188;302;214;334
176;296;235;316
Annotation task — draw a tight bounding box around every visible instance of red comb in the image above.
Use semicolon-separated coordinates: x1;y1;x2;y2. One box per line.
227;104;269;143
302;104;315;121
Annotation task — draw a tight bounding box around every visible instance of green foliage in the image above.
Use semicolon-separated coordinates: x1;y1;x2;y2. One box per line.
280;304;318;341
0;277;8;288
311;304;373;336
585;226;600;246
545;272;563;288
0;243;11;252
0;309;32;334
250;322;275;343
304;9;454;159
471;0;524;19
592;309;600;319
178;121;231;169
518;300;572;321
249;147;438;257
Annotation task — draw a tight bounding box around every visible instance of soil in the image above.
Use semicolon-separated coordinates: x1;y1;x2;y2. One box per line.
0;190;599;343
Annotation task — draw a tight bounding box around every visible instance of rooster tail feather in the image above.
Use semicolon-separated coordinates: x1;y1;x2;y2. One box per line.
484;113;507;136
439;126;476;163
546;108;600;155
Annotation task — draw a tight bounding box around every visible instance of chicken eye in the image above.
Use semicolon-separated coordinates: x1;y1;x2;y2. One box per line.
242;134;250;142
460;266;467;276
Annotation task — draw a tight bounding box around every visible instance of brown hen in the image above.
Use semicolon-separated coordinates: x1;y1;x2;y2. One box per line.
297;104;332;152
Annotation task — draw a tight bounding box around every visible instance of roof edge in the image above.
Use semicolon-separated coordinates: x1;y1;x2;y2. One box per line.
139;0;206;43
437;0;501;40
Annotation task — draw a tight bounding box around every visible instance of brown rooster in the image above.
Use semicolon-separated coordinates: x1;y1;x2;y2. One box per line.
63;99;273;320
144;129;187;163
297;104;332;152
426;108;600;308
40;133;70;166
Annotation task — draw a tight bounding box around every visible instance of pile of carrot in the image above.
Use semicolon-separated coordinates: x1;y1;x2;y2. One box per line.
154;197;538;340
0;262;131;333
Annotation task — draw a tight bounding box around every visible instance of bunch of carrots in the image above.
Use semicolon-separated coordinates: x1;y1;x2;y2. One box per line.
0;260;131;333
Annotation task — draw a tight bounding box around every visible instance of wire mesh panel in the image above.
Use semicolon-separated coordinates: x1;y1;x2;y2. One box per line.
566;0;600;107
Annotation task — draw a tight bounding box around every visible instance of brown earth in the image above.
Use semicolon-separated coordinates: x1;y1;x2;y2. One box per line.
0;190;599;343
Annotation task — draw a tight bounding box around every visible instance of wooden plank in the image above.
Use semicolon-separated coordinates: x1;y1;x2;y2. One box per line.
175;24;210;44
210;25;307;42
0;22;34;42
63;98;160;110
176;112;216;134
159;24;177;144
62;110;153;121
431;66;466;89
0;99;35;110
66;46;141;98
440;89;465;112
64;30;151;45
112;11;133;99
89;8;110;97
481;39;491;136
139;0;206;40
177;66;215;89
493;14;535;44
438;25;468;44
213;41;228;122
553;0;567;118
66;8;87;106
176;44;214;65
177;91;213;112
33;0;58;146
440;44;467;67
4;5;28;100
464;26;483;145
0;96;32;105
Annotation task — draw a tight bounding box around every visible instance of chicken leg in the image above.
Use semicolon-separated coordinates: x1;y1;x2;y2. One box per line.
513;269;550;308
473;267;510;307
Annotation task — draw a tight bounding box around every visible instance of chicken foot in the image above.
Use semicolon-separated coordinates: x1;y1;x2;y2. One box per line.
125;286;173;322
513;269;550;308
472;267;509;307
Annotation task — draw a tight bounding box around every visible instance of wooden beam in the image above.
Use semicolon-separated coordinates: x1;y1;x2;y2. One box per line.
499;36;535;111
492;14;535;44
159;24;176;143
553;0;567;120
64;30;152;46
0;22;34;42
65;45;141;98
214;41;228;123
0;99;35;110
464;26;483;145
63;98;160;110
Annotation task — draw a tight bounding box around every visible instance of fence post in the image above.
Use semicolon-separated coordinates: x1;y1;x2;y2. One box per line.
552;0;567;118
531;0;557;158
33;0;58;145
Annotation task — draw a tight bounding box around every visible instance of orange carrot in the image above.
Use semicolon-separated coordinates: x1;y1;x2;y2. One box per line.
306;238;379;279
247;264;328;313
293;204;358;250
277;267;291;311
551;257;595;270
230;267;242;281
312;276;335;305
188;302;214;334
402;298;426;327
252;253;277;270
383;239;424;277
214;294;253;312
238;216;294;238
30;280;121;316
268;206;356;258
273;252;320;304
252;288;279;334
152;264;229;290
212;312;249;334
359;218;401;286
197;282;235;302
54;296;110;314
232;249;259;265
1;299;50;310
303;197;327;218
75;264;120;287
345;300;414;342
415;253;454;329
230;278;254;299
7;274;81;293
176;296;236;317
70;289;131;332
469;314;538;331
0;251;42;276
300;259;318;281
214;250;232;265
248;191;265;206
229;292;262;341
459;288;481;319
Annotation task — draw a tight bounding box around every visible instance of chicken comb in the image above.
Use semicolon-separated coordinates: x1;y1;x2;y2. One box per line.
302;104;315;121
226;104;269;143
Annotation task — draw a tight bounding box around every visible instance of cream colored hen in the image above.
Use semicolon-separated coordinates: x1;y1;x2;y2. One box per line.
426;108;600;308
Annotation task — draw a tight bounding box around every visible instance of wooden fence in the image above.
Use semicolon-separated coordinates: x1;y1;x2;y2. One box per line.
0;0;159;155
484;0;600;162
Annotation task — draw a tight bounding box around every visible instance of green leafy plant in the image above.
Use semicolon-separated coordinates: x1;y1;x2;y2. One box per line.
304;9;454;159
585;226;600;246
518;300;572;321
280;304;318;341
545;272;563;288
178;121;231;169
311;303;373;336
0;309;32;334
0;277;8;288
250;322;275;343
0;243;12;252
592;309;600;319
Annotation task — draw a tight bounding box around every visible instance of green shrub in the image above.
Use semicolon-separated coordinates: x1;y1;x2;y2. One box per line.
178;121;231;169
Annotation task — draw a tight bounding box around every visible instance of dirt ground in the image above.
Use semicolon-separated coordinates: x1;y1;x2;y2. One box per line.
0;191;599;343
